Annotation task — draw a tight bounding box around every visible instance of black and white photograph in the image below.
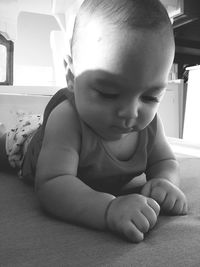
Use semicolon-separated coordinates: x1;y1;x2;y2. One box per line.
1;0;200;266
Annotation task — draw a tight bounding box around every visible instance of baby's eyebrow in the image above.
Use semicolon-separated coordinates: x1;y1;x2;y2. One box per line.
94;77;167;94
147;86;167;94
95;77;121;88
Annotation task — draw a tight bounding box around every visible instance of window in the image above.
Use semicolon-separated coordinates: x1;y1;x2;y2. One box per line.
0;33;14;85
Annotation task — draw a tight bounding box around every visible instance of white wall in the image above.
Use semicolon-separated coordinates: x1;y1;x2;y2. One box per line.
14;11;60;86
158;80;184;138
183;66;200;144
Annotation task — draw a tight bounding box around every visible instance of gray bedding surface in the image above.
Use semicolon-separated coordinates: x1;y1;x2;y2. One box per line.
1;157;200;267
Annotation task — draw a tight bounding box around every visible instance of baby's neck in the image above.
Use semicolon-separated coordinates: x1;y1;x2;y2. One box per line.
103;131;139;161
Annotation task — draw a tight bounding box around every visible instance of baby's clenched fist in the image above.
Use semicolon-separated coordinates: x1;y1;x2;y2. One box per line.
141;178;188;215
105;194;160;243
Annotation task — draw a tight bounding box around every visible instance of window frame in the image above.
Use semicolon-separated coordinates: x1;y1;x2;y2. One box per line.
0;33;14;85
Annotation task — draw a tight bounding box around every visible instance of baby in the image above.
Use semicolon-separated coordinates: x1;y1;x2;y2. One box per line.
0;0;187;243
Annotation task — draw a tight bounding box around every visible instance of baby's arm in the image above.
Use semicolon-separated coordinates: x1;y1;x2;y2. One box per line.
142;116;187;215
35;101;114;229
35;101;159;242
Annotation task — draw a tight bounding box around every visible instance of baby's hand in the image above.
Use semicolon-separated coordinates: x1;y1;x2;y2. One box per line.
105;194;160;243
141;178;188;215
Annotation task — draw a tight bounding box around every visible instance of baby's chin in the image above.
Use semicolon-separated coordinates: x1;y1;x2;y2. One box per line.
100;131;137;142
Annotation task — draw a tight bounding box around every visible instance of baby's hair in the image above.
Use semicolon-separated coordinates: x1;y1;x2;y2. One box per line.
71;0;172;55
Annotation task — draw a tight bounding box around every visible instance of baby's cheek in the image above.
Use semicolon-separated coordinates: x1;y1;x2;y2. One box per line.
139;108;156;129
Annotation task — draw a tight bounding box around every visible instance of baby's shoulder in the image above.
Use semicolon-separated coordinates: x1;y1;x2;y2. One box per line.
45;99;81;137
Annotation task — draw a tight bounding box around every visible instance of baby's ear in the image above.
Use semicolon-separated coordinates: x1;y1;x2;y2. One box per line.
64;55;74;92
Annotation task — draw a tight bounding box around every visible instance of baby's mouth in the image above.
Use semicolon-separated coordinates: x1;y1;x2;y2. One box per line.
112;125;136;133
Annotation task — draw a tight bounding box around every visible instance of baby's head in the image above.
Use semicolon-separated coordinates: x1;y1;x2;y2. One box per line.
67;0;175;140
70;0;174;73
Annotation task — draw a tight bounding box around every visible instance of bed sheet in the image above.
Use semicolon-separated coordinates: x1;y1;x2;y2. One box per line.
0;157;200;266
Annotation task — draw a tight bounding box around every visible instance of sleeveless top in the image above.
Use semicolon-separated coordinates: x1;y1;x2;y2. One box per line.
22;88;157;195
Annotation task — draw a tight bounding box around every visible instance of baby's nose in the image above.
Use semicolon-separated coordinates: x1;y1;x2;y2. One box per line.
117;100;139;121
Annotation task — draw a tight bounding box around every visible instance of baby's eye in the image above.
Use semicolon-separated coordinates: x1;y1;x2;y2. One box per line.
142;96;160;103
97;90;119;99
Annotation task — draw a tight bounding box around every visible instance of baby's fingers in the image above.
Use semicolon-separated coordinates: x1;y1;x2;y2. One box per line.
133;212;151;233
151;186;167;205
147;197;160;217
141;207;158;230
122;221;144;243
171;198;188;215
141;182;152;197
162;193;177;212
182;202;188;215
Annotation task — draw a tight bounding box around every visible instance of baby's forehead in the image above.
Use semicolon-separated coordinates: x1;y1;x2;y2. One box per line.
73;21;171;60
72;9;172;51
73;18;132;57
72;17;118;58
